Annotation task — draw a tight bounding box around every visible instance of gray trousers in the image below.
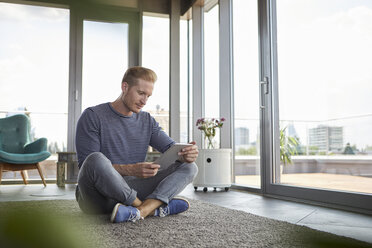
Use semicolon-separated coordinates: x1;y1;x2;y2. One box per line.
76;152;198;214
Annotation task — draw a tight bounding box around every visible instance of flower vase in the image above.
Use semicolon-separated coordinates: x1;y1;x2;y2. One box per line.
204;135;215;149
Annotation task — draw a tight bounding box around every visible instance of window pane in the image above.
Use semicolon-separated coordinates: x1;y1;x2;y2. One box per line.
180;19;191;143
276;0;372;194
233;0;260;188
82;20;128;110
0;3;69;181
188;20;194;143
142;15;170;135
204;4;220;148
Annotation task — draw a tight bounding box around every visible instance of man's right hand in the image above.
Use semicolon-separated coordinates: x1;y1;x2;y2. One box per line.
113;162;160;178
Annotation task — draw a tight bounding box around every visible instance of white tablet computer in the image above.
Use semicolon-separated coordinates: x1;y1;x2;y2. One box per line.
154;143;192;169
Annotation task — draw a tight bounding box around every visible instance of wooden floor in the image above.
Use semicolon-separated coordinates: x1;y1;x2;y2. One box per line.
235;173;372;194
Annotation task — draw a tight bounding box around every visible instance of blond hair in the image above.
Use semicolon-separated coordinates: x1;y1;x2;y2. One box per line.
122;66;157;86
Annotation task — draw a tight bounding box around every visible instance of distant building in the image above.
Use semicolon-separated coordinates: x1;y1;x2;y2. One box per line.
287;123;298;138
235;127;249;146
308;125;343;153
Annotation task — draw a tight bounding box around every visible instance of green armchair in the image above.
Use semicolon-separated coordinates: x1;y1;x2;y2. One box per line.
0;114;51;186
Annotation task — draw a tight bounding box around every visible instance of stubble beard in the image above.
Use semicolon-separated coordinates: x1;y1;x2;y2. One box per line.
121;95;140;113
120;95;131;113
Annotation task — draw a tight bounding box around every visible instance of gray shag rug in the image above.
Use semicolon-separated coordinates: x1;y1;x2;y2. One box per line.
0;199;371;248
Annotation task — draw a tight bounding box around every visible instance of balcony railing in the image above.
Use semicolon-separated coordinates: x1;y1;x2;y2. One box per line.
234;155;372;194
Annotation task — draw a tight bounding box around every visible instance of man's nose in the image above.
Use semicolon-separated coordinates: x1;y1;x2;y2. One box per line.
140;96;147;104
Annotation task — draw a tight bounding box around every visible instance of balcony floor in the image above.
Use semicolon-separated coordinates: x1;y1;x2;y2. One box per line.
0;183;371;244
236;173;372;194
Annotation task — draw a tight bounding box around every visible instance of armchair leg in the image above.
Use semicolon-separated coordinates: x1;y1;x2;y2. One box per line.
36;163;47;187
0;164;3;185
20;170;28;185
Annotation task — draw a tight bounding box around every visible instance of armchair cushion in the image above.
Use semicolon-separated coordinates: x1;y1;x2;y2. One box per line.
24;138;48;154
0;150;51;164
0;114;30;153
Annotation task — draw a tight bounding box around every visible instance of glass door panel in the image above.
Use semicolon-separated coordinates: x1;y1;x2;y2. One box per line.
180;19;192;143
82;20;128;110
233;0;260;188
141;15;170;135
204;4;220;148
276;0;372;195
0;2;69;181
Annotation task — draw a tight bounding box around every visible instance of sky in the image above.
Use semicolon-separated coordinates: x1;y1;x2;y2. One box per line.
82;20;128;110
277;0;372;121
232;0;260;145
0;3;69;113
0;3;69;146
0;1;372;150
141;16;170;112
276;0;372;148
231;0;372;149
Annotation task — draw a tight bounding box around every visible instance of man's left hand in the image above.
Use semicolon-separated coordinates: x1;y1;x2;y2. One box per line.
178;141;199;163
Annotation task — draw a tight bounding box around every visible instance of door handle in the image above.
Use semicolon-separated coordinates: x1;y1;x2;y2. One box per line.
260;77;269;109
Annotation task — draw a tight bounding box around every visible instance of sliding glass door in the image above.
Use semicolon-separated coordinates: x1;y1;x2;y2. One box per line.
67;7;140;180
264;0;372;212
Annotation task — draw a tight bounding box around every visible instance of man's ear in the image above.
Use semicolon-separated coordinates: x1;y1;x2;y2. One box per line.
122;82;129;92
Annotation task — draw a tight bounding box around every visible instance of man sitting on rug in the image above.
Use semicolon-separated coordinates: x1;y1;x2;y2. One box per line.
75;66;199;223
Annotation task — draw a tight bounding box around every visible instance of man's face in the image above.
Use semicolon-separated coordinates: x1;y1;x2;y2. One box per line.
121;78;154;114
